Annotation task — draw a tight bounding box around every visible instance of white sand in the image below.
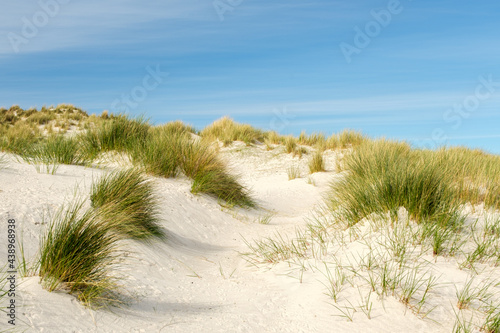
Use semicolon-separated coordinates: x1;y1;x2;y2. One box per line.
1;144;499;332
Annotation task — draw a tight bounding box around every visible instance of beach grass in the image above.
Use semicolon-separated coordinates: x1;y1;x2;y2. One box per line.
200;116;265;146
90;168;165;241
38;201;122;308
327;139;462;226
308;150;325;174
191;168;255;208
82;114;150;153
20;134;93;174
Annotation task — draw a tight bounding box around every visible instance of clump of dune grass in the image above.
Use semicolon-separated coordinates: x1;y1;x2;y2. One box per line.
192;168;255;208
179;139;222;178
265;131;281;144
182;138;255;208
83;114;150;153
298;131;326;147
293;146;308;158
201;116;264;146
38;201;122;308
25;111;57;125
90;169;164;240
287;165;301;180
284;135;297;153
308;151;325;173
326;129;367;150
20;134;92;174
0;106;21;124
327;139;461;226
128;126;185;178
432;147;500;209
128;124;255;208
0;121;42;154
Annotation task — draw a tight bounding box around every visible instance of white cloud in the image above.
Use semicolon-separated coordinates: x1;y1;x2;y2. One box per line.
0;0;212;54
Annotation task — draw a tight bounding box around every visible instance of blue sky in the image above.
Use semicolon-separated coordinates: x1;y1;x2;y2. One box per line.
1;0;500;153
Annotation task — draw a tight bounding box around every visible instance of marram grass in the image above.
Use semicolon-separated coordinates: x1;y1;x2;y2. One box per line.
327;139;461;226
38;201;122;308
20;134;95;174
90;168;165;241
192;168;255;208
200;116;264;146
82;114;150;153
308;150;325;174
128;126;185;178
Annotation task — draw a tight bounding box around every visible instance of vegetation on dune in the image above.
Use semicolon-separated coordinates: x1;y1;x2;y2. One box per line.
2;105;500;327
90;168;165;240
127;121;255;207
38;201;122;308
191;168;255;208
327;139;500;228
2;105;499;211
308;150;325;174
327;139;462;226
127;125;185;178
432;147;500;209
200;116;265;146
20;134;94;174
0;121;42;155
82;114;150;153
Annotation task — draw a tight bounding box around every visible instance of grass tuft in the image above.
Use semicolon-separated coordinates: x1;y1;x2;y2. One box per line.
308;150;325;174
200;116;264;146
90;169;165;240
191;168;255;208
327;139;461;226
38;201;122;308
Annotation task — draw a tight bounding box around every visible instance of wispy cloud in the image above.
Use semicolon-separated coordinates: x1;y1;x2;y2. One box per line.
0;1;212;54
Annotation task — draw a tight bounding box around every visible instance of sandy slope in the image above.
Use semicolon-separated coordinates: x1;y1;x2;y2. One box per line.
0;144;498;332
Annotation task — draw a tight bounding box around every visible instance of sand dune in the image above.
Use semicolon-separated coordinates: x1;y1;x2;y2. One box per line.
1;142;499;332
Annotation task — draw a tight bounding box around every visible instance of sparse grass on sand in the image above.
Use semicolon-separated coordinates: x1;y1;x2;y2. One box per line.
38;201;122;308
287;165;301;180
90;168;165;240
